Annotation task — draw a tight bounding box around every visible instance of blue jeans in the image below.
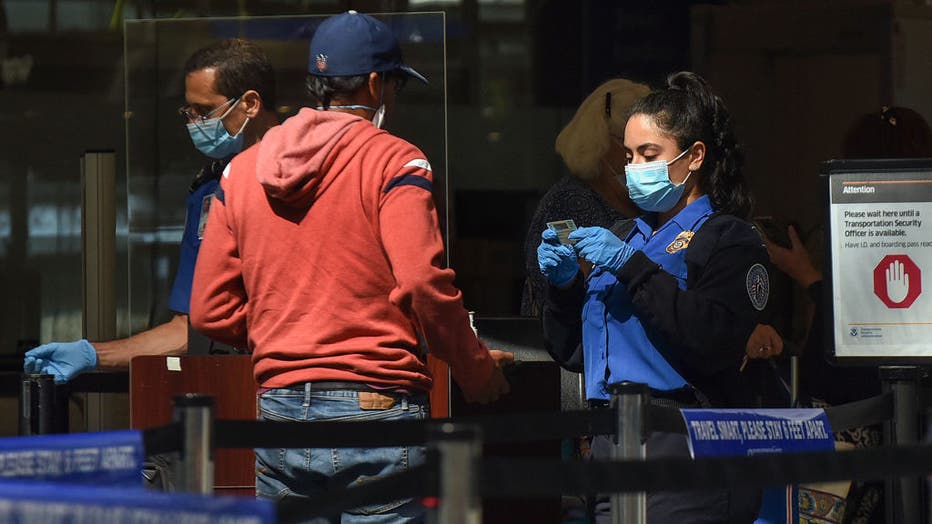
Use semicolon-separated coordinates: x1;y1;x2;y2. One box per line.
255;384;428;524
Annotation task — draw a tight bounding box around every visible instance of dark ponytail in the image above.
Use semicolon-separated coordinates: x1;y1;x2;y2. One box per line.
629;71;752;218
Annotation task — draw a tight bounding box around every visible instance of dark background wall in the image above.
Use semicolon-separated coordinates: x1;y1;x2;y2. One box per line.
0;0;929;365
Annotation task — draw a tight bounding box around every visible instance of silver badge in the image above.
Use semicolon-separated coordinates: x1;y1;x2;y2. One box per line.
746;263;769;311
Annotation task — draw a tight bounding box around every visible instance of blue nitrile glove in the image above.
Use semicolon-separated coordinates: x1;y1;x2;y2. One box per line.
537;229;579;286
23;339;98;384
569;226;636;274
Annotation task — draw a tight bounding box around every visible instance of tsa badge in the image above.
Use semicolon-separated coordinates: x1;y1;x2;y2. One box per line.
197;194;213;240
746;263;770;311
665;230;694;254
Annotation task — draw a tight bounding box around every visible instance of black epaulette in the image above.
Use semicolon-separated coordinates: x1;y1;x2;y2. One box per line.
189;158;230;193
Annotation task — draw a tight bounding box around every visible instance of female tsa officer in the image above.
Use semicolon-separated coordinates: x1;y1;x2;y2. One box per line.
539;71;770;523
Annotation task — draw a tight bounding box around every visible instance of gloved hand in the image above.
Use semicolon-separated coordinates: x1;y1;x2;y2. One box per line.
537;229;579;286
23;339;98;384
569;226;636;274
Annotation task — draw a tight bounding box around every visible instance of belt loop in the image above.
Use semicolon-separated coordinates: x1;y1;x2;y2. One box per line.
303;382;311;407
401;397;409;411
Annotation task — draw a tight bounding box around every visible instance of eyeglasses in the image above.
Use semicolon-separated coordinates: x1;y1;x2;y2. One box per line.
178;96;239;124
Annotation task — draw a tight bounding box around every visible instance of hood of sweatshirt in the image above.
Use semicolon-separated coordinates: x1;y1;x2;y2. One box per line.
256;108;367;209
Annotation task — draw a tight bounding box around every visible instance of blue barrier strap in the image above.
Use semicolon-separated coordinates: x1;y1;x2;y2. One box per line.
681;408;835;458
0;430;144;486
0;479;274;523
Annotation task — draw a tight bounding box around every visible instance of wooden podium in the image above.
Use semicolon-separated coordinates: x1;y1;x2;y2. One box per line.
129;355;256;496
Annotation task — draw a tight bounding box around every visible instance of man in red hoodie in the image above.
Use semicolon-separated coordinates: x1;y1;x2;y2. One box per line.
190;11;512;521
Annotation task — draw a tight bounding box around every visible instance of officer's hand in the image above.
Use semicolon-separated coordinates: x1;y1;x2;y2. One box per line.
23;340;98;384
569;226;636;274
537;229;579;286
745;324;783;360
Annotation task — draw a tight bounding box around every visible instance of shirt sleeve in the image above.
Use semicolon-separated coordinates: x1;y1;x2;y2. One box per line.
616;217;768;376
377;156;495;399
540;276;585;372
189;168;249;349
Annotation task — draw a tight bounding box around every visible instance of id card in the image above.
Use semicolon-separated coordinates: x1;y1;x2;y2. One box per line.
546;219;578;245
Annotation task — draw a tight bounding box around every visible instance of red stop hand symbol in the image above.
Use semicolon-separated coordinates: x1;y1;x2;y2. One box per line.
873;255;921;308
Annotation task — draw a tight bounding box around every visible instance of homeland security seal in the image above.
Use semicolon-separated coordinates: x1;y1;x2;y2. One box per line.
746;263;769;311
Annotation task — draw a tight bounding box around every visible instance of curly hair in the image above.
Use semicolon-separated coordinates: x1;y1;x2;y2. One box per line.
628;71;751;218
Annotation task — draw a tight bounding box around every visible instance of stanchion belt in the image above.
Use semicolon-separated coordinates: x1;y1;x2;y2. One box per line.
824;391;894;432
276;464;434;523
445;408;615;443
480;442;932;496
215;409;615;449
208;392;893;450
142;422;182;456
647;404;687;434
643;392;896;436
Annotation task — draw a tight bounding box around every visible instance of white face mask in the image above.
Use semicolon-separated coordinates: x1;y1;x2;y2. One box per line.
316;74;387;129
370;104;386;129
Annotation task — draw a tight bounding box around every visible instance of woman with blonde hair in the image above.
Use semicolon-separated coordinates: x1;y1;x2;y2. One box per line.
521;78;650;318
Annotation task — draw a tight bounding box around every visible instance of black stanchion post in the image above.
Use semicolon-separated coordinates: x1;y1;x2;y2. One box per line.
430;422;481;524
880;366;922;524
20;374;66;435
172;393;215;494
609;382;648;524
926;405;932;524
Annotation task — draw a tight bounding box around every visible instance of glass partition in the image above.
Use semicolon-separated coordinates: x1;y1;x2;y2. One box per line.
124;13;447;334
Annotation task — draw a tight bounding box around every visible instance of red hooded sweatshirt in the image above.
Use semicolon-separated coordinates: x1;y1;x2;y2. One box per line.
190;109;495;397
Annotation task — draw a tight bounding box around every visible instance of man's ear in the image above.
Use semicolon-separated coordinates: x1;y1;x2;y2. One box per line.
366;72;382;103
241;90;263;118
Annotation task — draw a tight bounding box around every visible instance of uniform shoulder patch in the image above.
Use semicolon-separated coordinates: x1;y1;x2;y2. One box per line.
746;263;769;311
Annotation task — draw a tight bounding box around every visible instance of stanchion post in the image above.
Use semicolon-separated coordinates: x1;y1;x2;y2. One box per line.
608;382;648;524
430;422;482;524
880;366;922;524
20;374;66;435
926;405;932;524
172;393;215;494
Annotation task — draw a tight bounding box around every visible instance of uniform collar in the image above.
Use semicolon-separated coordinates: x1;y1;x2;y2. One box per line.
632;195;714;237
667;195;714;232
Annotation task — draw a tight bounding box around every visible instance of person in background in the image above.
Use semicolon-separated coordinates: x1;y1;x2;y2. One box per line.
521;78;650;318
540;71;770;523
189;12;511;523
841;105;932;159
764;105;932;524
23;38;280;382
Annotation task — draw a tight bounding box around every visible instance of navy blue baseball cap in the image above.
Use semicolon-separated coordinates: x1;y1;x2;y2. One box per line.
308;11;428;84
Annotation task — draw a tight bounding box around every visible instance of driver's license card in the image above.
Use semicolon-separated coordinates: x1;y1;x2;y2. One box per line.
546;219;578;245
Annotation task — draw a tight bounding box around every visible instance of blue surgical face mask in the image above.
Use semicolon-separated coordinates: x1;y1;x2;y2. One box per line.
622;148;691;212
186;98;249;159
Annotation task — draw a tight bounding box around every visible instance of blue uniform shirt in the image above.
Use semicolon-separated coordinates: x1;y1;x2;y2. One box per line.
167;178;219;314
583;195;715;400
